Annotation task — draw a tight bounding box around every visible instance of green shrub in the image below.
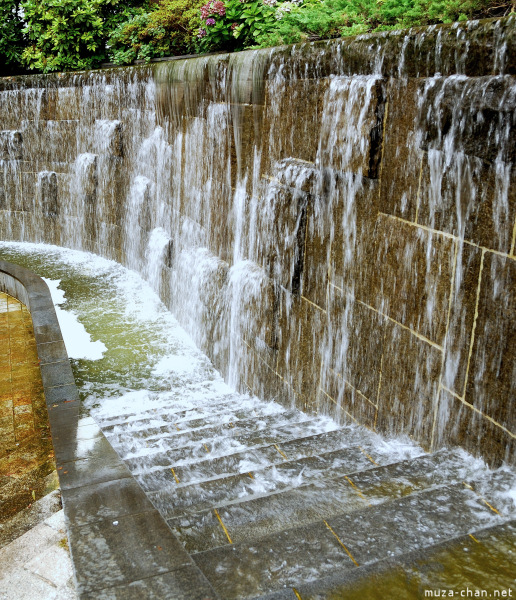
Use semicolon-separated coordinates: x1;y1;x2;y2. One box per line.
249;0;502;49
108;0;202;64
21;0;106;72
0;1;26;74
197;0;278;52
20;0;145;73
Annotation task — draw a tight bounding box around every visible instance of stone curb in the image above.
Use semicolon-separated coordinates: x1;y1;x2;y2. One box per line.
0;260;219;600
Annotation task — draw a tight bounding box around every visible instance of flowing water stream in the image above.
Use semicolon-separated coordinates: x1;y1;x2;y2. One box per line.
0;241;428;469
1;240;516;597
0;22;515;459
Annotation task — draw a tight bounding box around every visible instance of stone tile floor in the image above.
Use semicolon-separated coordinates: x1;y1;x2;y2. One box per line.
0;292;56;521
0;508;77;600
0;292;76;599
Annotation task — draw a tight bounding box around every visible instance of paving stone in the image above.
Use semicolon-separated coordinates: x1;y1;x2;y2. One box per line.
80;565;219;600
40;360;75;389
61;477;152;527
36;341;69;365
68;510;193;595
57;453;132;491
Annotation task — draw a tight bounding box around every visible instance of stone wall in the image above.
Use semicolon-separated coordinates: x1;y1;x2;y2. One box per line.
0;16;515;465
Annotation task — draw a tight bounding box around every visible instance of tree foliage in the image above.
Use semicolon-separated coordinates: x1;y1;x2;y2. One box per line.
107;0;202;64
0;0;512;74
0;1;26;74
21;0;106;72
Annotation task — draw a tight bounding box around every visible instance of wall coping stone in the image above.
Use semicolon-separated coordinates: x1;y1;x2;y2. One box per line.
0;260;219;599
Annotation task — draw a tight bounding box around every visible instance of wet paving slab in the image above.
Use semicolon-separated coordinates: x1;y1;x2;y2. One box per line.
0;292;57;526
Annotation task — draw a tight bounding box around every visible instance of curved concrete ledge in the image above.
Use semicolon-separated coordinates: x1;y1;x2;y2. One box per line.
0;260;218;599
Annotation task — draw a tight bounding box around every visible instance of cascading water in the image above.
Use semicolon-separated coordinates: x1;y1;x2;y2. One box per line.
0;17;514;466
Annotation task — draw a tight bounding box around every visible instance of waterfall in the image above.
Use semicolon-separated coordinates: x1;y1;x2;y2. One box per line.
0;16;514;465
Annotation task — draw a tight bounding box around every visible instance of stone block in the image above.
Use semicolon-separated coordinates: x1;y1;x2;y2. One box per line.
206;179;236;264
180;112;231;223
317;76;385;179
97;120;124;158
37;171;59;218
465;252;515;432
418;152;516;254
376;320;442;447
442;242;482;396
368;214;455;346
323;288;386;403
61;474;152;528
261;78;328;175
0;93;21;130
0;130;23;161
379;78;424;222
229;103;264;190
38;88;58;121
419;75;516;165
24;120;78;164
55;86;80;121
68;510;192;595
273;158;318;194
0;211;25;242
435;390;515;468
239;338;282;405
80;566;218;600
276;291;325;407
302;192;330;310
327;174;380;306
319;368;377;431
229;264;276;353
0;173;5;212
20;172;37;212
3;165;22;211
227;50;268;106
252;181;308;292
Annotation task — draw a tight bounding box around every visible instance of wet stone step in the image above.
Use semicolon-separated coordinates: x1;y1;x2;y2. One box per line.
98;395;247;428
124;419;340;477
464;467;516;517
168;478;369;554
290;519;516;600
131;423;368;491
193;484;504;600
128;425;371;476
105;410;314;451
164;450;477;552
147;445;379;517
154;434;382;488
102;401;286;436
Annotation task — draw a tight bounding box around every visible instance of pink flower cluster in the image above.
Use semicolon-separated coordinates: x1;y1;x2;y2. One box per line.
200;0;226;20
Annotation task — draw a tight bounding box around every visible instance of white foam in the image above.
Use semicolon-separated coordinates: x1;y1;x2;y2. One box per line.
152;354;198;377
43;277;107;361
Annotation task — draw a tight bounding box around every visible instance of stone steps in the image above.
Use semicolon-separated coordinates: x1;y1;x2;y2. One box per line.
253;519;516;600
144;426;377;479
98;395;245;428
192;482;504;600
105;409;312;452
165;449;483;554
91;393;515;599
147;444;380;517
102;402;289;436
